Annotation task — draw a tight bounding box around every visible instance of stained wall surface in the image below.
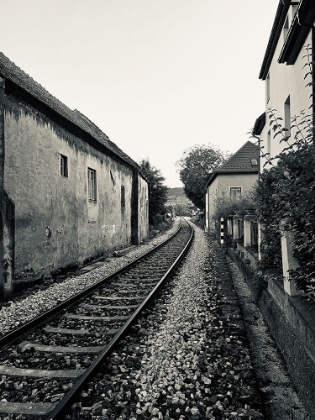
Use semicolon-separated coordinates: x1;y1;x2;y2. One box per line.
4;97;142;281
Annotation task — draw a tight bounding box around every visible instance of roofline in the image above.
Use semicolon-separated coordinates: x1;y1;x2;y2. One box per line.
5;78;143;173
0;53;144;175
206;170;259;189
259;2;290;80
278;0;315;64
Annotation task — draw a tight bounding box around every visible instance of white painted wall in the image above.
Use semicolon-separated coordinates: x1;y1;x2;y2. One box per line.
206;173;258;231
260;19;312;171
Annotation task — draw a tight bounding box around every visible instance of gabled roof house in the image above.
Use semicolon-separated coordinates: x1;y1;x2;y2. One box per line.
205;141;259;231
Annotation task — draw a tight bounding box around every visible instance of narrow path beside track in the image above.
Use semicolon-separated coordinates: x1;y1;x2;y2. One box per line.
62;222;308;420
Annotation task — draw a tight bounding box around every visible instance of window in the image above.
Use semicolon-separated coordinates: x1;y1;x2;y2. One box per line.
284;95;291;138
121;185;125;208
230;187;241;200
88;168;96;201
267;130;271;157
60;155;68;177
266;73;270;103
251;159;258;167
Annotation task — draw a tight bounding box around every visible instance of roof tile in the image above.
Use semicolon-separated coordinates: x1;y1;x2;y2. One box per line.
0;52;139;170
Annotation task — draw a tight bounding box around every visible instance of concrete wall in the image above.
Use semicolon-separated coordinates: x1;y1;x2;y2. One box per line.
3;96;145;283
260;29;312;169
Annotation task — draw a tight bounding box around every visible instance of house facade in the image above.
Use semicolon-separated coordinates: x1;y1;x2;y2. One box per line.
258;0;315;169
205;141;259;232
0;53;149;295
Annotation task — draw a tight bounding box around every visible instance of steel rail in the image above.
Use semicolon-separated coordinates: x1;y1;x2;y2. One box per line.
46;219;194;420
0;220;183;349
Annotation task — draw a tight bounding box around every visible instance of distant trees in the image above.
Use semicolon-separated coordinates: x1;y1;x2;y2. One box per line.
177;144;229;209
138;159;169;225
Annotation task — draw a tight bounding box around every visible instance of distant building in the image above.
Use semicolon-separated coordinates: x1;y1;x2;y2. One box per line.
205;141;259;232
0;52;149;295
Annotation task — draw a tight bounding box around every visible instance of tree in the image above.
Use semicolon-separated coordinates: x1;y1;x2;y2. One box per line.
138;159;169;225
177;144;229;209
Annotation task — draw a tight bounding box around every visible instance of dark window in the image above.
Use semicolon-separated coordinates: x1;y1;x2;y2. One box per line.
230;187;241;200
121;185;125;208
88;168;96;201
251;159;258;167
60;155;68;177
266;73;270;103
284;95;291;137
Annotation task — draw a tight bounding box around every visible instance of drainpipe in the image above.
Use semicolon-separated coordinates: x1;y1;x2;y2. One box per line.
0;76;5;296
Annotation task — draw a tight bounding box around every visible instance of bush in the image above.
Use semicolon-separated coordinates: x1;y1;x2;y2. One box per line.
256;105;315;298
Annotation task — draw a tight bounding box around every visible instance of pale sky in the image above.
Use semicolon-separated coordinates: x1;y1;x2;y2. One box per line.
1;0;277;187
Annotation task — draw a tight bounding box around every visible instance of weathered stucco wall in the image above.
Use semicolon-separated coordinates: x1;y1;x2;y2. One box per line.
4;97;136;281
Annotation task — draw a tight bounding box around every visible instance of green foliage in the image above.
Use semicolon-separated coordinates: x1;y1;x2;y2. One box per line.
212;190;256;245
213;190;256;221
177;144;229;209
256;104;315;296
138;159;169;226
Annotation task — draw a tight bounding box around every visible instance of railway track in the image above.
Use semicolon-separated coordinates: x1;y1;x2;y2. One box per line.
0;219;193;419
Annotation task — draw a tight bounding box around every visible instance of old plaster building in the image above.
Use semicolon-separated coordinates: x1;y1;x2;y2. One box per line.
0;53;149;295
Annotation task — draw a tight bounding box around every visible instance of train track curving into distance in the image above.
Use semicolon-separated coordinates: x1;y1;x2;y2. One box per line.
0;218;193;419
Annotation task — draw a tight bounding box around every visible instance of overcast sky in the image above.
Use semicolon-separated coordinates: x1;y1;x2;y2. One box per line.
1;0;277;187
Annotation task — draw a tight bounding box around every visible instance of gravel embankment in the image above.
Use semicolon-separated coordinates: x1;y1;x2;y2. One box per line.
0;220;308;419
66;223;266;419
0;221;180;337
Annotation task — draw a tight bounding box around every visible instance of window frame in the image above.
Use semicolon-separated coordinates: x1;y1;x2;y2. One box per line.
284;95;291;138
230;187;242;201
266;73;270;104
121;185;126;208
60;154;68;178
88;167;97;201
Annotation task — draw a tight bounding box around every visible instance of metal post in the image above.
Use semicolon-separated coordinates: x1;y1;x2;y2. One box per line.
220;217;224;246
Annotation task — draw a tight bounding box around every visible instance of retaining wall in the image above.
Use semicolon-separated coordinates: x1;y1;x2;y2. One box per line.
227;246;315;416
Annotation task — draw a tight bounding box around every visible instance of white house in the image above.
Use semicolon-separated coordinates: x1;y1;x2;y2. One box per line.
258;0;314;170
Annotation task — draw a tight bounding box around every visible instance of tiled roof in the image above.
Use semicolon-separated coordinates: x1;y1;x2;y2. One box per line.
217;141;259;173
0;52;140;171
207;141;259;187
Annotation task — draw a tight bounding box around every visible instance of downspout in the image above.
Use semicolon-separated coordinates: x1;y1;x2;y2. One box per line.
0;76;5;297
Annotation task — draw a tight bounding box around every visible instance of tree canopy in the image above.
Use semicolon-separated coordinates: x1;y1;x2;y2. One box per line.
138;159;169;225
177;144;229;209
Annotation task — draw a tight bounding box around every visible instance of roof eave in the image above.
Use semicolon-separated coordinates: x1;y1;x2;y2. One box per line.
259;2;290;80
252;113;266;136
278;13;314;64
206;170;259;190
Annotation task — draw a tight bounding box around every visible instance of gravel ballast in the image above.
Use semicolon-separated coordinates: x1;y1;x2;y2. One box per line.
0;220;308;419
0;222;180;338
66;224;267;419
